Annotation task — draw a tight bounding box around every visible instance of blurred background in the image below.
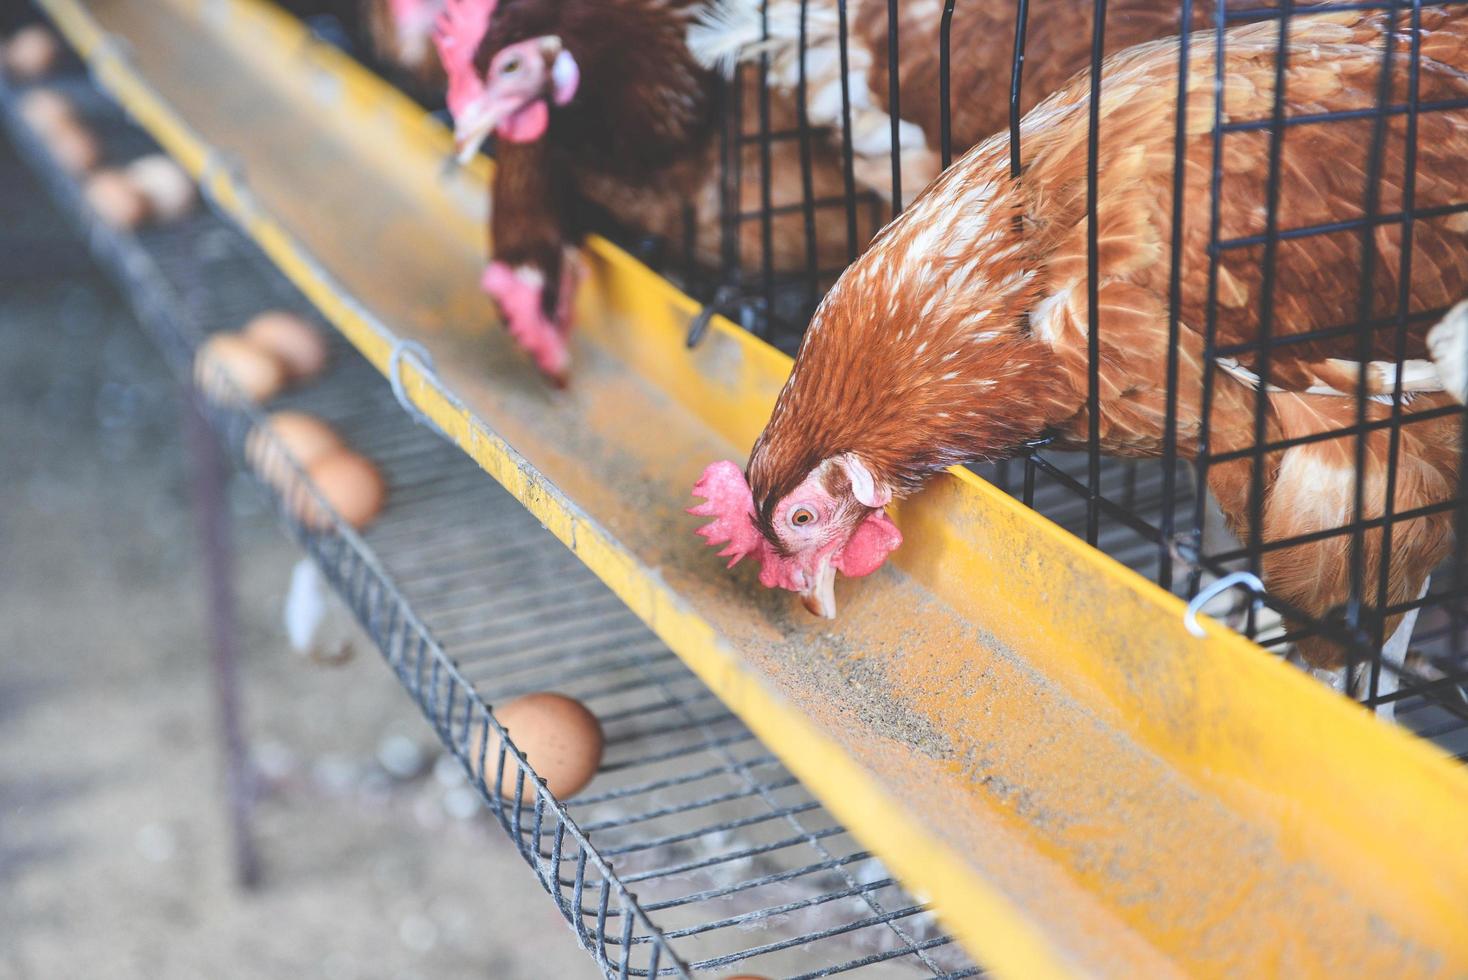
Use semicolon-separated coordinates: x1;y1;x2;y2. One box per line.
0;125;592;979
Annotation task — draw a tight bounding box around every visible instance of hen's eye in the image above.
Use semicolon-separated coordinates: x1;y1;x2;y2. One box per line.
790;507;816;527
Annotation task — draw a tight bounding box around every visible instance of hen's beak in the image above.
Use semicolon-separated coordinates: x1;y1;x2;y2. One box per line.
799;558;838;619
453;36;567;164
453;94;519;163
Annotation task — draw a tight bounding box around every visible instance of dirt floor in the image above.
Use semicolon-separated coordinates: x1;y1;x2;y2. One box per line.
0;139;594;979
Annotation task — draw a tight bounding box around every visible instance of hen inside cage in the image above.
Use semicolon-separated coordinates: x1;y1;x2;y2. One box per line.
465;0;1468;750
303;1;1468;743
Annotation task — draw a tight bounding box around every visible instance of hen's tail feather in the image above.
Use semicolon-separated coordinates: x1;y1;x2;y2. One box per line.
687;0;939;202
687;0;840;75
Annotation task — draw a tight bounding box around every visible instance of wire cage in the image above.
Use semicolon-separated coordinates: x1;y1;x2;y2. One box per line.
303;0;1468;750
625;0;1468;748
270;0;1468;748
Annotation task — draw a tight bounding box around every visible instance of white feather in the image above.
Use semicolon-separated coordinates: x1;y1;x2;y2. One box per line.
1428;300;1468;405
686;0;938;201
1218;356;1443;404
283;558;358;663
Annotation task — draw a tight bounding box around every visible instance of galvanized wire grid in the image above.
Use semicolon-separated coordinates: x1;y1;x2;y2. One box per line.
285;4;1468;743
680;0;1468;742
972;454;1468;756
274;2;1468;742
0;67;981;979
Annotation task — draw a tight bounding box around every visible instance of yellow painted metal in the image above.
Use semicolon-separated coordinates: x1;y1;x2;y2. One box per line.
37;0;1468;974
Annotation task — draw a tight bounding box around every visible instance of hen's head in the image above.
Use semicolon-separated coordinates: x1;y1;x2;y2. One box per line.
689;456;901;619
433;0;580;162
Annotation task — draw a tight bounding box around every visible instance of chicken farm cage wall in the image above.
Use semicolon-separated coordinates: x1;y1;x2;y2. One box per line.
411;0;1468;735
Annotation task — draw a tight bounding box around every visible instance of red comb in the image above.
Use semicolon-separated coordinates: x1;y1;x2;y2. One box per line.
688;461;766;569
433;0;497;116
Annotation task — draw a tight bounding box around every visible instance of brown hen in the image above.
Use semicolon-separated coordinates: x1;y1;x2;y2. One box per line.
695;7;1468;704
436;0;889;380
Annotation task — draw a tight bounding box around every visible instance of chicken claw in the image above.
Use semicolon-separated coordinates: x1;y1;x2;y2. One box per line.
481;259;577;385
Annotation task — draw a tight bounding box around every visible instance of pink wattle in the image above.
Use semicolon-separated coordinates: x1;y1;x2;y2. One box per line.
756;554;805;592
497;100;549;143
834;511;903;577
481;261;571;382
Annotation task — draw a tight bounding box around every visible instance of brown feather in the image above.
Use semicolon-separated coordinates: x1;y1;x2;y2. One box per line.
361;0;448;92
856;0;1213;152
482;0;887;284
750;7;1468;664
490;137;572;316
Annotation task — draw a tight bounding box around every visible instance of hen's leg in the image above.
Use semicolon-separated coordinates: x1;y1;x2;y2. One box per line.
553;247;584;339
1348;576;1431;722
482;261;572;385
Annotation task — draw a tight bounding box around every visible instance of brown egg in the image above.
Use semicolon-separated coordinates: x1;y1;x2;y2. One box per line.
84;169;150;230
194;333;288;404
297;449;386;531
44;119;99;175
242;311;328;382
125;154;195;223
471;693;604;800
4;25;60;80
245;411;343;488
17;88;73;135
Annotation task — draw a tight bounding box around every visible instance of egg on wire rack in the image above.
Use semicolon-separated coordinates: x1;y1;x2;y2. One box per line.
297;449;387;531
194;332;288;404
43;118;99;175
3;25;61;80
471;693;605;800
125;153;196;223
245;410;343;486
242;311;329;382
83;169;150;230
17;88;73;135
243;412;386;533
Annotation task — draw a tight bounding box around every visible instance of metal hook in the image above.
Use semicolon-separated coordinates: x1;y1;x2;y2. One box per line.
1019;434;1054;453
90;32;136;72
388;339;444;437
685;285;740;349
1184;571;1265;638
199;148;245;203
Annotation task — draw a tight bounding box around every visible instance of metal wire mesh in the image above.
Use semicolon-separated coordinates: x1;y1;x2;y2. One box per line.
0;64;983;979
629;0;1468;751
276;0;1468;743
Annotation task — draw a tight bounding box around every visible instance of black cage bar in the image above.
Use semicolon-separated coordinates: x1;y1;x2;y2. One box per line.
652;0;1468;750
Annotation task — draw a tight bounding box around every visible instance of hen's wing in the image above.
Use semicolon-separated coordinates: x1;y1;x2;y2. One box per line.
1018;9;1468;655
